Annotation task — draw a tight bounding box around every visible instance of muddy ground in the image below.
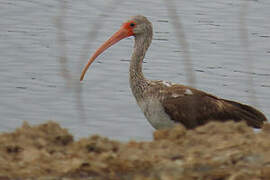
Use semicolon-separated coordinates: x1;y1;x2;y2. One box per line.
1;121;270;180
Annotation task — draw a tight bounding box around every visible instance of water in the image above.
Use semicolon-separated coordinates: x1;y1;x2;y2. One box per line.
1;0;269;141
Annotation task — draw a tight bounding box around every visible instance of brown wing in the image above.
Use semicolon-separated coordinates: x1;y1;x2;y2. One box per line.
160;86;267;129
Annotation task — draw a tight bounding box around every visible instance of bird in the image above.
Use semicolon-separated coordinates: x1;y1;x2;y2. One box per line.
80;15;267;130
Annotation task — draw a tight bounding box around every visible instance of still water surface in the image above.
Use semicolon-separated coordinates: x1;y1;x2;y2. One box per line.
0;0;269;140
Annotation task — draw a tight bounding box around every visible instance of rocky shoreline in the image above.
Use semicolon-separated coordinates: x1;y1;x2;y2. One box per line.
1;121;270;179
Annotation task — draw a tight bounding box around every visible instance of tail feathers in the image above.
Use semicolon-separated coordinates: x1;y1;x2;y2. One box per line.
224;99;267;128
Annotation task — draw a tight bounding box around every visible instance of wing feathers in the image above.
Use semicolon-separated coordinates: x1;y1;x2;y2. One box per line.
222;99;267;128
162;91;266;129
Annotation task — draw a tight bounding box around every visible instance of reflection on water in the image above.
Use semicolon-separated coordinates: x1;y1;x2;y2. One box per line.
0;0;269;141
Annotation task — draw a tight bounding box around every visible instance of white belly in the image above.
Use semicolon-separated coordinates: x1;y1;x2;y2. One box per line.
137;98;176;129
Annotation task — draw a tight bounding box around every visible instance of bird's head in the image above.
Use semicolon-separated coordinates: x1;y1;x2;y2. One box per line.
80;15;152;81
125;15;152;37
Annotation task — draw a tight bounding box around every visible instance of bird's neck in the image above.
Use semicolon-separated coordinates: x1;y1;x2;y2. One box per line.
129;34;152;100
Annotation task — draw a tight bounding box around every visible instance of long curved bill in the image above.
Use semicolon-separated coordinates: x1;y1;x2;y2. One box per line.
80;26;131;81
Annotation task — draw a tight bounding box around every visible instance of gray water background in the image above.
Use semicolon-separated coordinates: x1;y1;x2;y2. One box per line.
0;0;269;141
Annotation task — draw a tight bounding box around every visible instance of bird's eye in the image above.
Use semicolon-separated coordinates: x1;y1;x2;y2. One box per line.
130;23;135;27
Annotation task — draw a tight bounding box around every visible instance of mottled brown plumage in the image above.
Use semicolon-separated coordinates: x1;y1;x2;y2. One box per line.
160;84;265;129
140;80;266;129
80;15;267;130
